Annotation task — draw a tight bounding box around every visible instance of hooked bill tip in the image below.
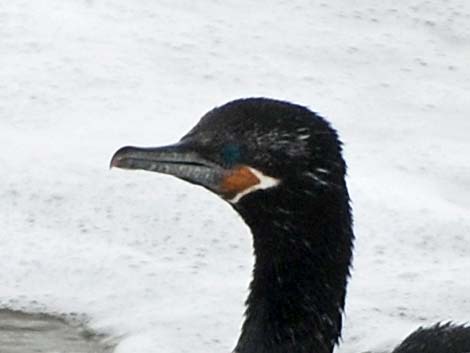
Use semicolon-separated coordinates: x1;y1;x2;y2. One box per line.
109;153;121;169
110;146;136;170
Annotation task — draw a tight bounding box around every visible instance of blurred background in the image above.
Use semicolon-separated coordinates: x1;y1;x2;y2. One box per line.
0;1;469;352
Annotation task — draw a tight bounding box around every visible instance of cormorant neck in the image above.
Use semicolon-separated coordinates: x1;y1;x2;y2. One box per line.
234;186;353;353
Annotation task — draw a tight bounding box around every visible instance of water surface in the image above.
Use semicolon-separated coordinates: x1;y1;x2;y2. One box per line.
0;310;114;353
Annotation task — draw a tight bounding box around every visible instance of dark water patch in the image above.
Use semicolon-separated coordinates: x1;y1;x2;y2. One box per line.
0;309;115;353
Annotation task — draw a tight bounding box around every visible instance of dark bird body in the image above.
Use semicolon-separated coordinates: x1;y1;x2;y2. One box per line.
111;98;470;353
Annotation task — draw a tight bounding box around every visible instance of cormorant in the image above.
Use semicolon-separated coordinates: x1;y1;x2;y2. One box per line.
111;98;470;353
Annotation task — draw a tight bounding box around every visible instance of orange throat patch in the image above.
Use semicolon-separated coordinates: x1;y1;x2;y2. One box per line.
221;166;260;199
220;166;280;203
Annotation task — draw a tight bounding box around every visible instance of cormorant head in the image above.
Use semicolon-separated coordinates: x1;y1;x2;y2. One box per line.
111;98;347;210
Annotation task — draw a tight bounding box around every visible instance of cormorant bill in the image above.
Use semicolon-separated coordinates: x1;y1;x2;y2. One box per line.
111;98;470;353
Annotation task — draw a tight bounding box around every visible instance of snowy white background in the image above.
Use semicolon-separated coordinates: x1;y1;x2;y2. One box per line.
1;1;469;352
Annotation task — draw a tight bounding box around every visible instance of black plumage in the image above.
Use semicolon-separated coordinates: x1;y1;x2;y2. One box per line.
111;98;469;353
393;323;470;353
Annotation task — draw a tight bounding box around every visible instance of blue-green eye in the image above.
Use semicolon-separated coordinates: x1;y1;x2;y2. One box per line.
222;144;241;166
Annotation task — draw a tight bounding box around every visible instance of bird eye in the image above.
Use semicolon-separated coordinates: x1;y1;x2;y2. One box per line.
222;144;241;166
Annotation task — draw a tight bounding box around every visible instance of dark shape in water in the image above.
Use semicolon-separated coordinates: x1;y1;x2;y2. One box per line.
112;97;470;353
0;309;114;353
